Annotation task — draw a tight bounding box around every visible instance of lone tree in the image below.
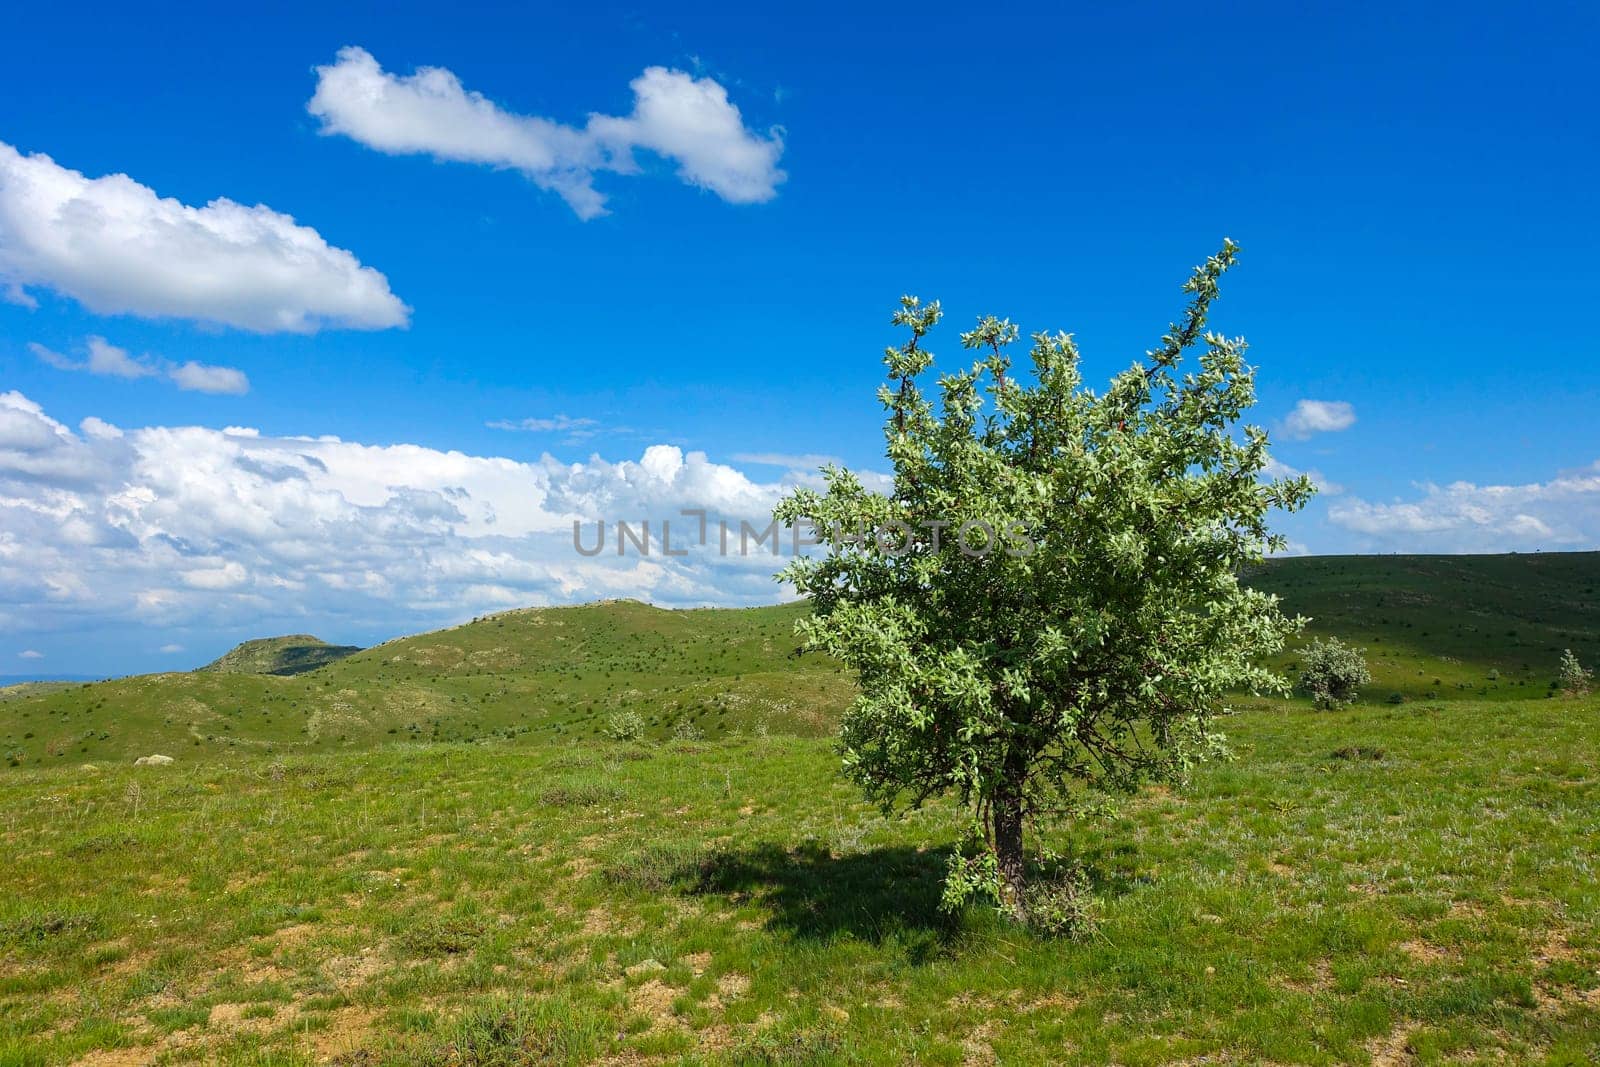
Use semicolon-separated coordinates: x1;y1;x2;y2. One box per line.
775;241;1313;915
1297;637;1372;710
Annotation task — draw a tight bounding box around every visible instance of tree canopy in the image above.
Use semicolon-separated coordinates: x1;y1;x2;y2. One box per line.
775;241;1314;913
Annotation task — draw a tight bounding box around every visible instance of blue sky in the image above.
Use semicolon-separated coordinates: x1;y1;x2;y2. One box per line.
2;2;1597;675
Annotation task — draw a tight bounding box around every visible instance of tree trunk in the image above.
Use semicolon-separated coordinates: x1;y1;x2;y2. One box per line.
992;779;1027;918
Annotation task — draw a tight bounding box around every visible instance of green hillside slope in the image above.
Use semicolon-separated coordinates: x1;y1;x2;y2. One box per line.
2;600;847;767
3;554;1597;769
198;634;362;676
1250;551;1600;700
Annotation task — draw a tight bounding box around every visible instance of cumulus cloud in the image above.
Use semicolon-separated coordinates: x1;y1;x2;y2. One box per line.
30;337;250;395
0;140;409;332
1328;461;1600;552
0;392;857;650
308;46;785;219
1282;399;1356;440
18;649;42;659
0;390;110;485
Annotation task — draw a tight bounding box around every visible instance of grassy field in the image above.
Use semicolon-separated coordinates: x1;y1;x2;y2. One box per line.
2;553;1598;1064
3;696;1597;1064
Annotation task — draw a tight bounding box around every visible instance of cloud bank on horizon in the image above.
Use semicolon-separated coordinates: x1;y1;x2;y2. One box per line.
2;389;1597;661
0;390;848;650
307;46;786;219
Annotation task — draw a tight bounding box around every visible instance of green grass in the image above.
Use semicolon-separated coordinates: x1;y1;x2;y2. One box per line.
1;694;1597;1064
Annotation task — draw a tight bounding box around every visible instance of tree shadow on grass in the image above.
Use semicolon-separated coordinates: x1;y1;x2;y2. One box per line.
679;842;961;952
662;838;1148;961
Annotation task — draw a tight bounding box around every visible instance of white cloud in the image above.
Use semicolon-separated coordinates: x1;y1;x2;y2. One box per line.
0;390;109;485
0;140;409;332
86;336;159;379
18;649;42;659
588;66;788;205
732;452;842;471
31;337;250;395
167;361;250;396
27;341;77;371
80;417;123;441
1263;456;1344;496
1282;399;1356;440
3;282;38;309
0;392;863;648
1328;461;1600;552
488;414;600;435
159;643;183;654
308;46;785;220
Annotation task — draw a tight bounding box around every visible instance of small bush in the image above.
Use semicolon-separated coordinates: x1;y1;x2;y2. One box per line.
397;914;492;956
0;909;100;948
1022;867;1097;940
1558;649;1593;696
604;842;708;892
539;781;623;808
1331;745;1385;761
1298;638;1371;709
429;995;605;1065
604;710;647;742
1386;692;1404;704
735;1025;846;1065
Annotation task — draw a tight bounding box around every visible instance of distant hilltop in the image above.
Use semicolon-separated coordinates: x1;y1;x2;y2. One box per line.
197;635;362;676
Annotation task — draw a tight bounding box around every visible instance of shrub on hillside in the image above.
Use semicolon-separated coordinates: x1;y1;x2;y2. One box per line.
604;710;646;743
1559;649;1593;696
1298;638;1371;709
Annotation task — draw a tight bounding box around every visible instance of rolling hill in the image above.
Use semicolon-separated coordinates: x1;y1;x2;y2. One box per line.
3;553;1597;769
1;600;847;767
198;635;363;676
